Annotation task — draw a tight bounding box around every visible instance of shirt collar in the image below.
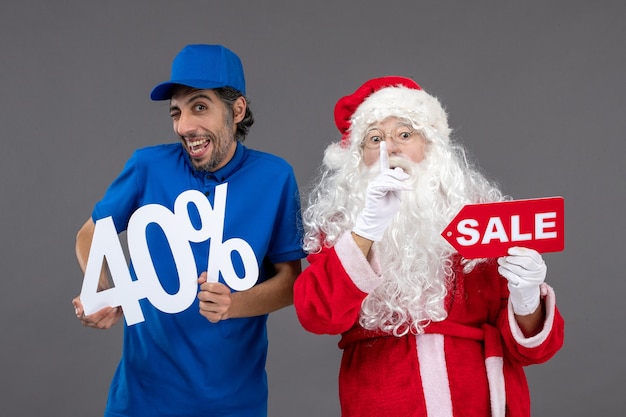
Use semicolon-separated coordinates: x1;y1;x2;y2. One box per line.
184;141;245;181
183;141;246;180
211;141;245;181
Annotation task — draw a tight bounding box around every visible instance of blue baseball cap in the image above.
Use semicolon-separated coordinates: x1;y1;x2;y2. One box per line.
150;44;246;100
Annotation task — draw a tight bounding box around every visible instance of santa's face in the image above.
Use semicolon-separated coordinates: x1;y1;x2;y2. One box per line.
361;117;427;167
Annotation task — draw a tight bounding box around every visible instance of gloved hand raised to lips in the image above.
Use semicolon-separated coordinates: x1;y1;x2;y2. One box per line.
353;142;412;242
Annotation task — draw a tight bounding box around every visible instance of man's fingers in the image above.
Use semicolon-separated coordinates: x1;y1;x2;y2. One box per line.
199;281;231;294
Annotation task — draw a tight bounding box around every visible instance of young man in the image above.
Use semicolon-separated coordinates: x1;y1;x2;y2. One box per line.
294;76;564;417
73;44;305;417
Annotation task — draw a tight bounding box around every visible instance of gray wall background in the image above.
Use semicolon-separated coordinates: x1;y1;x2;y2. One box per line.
1;1;624;415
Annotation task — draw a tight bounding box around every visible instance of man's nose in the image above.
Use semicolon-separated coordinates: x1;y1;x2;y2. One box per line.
175;112;196;136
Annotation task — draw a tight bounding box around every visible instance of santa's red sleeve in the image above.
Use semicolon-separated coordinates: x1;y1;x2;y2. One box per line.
498;282;565;366
294;232;383;335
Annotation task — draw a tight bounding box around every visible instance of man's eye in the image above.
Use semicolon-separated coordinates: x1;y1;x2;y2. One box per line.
194;104;207;111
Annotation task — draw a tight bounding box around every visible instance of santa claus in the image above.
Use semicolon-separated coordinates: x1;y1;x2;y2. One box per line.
294;76;564;417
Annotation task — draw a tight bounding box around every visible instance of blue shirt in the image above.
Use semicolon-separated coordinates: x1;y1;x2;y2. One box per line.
92;142;305;417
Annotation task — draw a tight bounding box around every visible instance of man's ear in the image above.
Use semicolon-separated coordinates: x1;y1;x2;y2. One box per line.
233;96;246;124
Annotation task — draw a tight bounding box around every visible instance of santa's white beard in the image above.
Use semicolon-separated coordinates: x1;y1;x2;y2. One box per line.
302;138;505;335
358;156;465;336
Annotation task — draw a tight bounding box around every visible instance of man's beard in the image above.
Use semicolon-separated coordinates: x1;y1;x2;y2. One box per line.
358;156;462;336
198;132;234;172
188;115;236;172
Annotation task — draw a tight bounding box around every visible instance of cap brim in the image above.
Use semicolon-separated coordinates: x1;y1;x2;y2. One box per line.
150;79;244;100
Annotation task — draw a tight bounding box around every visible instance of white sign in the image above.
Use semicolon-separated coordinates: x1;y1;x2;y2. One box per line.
80;183;259;325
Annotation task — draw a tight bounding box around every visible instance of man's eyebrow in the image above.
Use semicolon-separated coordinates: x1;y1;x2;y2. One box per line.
187;93;214;103
169;93;214;113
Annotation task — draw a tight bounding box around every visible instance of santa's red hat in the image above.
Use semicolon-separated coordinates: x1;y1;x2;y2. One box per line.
333;76;450;146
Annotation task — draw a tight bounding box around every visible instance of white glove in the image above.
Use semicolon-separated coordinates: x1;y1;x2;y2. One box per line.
497;246;547;315
353;142;411;242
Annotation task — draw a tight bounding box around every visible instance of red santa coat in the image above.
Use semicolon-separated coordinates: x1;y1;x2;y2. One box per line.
294;232;564;417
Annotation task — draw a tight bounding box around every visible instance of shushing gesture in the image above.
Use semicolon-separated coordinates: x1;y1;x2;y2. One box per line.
353;142;411;242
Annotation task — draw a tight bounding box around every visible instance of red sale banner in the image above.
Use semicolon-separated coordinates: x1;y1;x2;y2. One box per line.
441;197;565;259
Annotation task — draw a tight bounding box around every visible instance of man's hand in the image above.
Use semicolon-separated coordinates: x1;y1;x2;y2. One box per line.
497;246;547;316
72;296;123;329
353;142;411;242
197;272;233;323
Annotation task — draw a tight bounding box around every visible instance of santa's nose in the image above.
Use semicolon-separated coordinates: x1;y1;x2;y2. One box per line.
384;138;402;155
